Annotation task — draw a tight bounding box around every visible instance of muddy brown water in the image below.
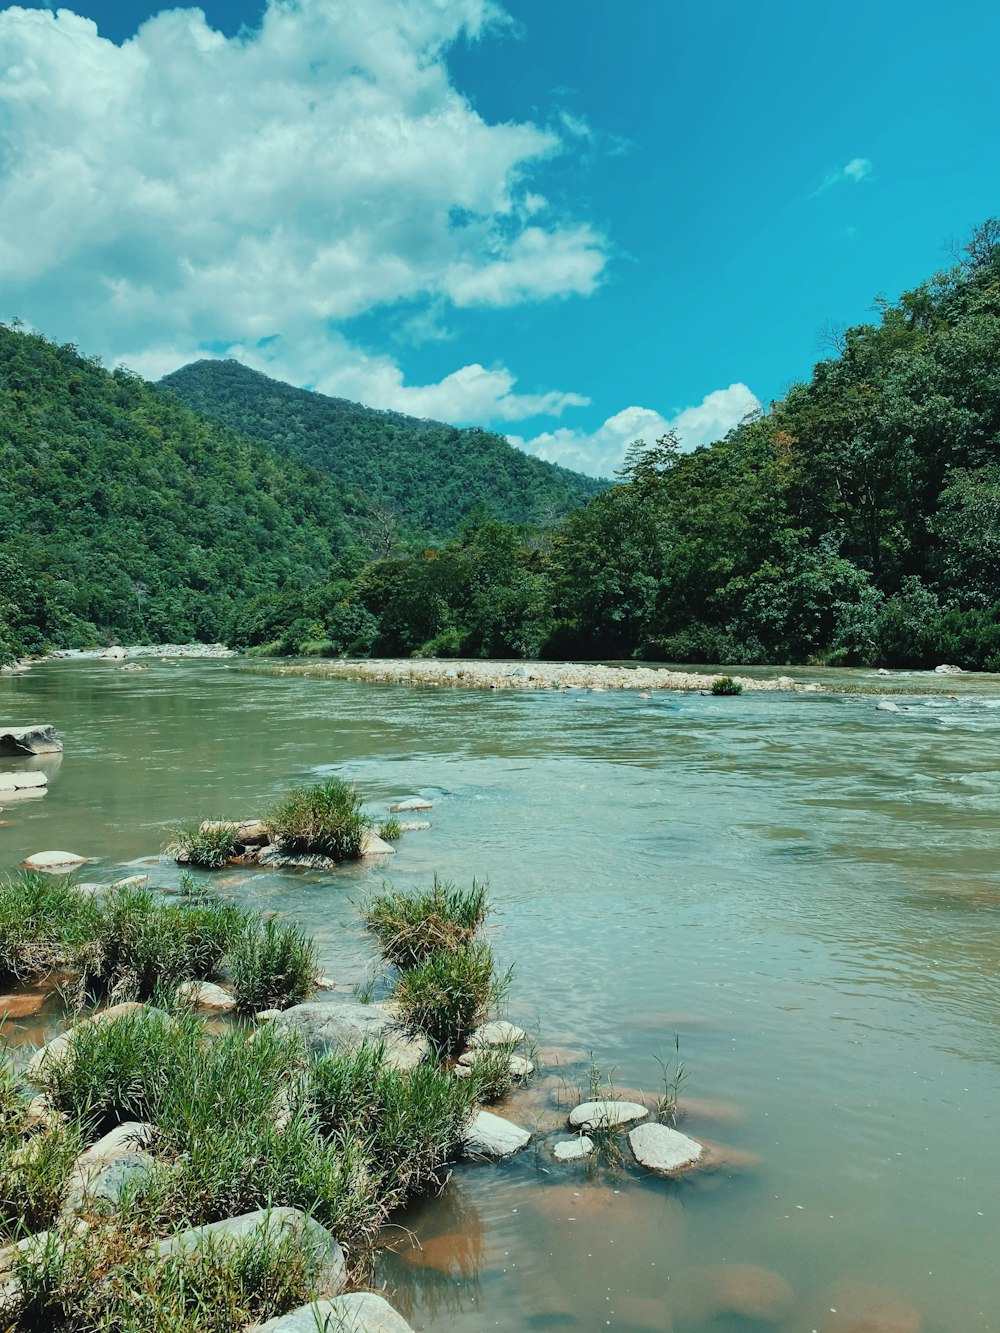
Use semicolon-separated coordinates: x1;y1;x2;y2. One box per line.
2;658;999;1332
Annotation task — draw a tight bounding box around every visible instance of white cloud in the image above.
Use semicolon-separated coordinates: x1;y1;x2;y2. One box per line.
508;383;761;478
0;0;606;419
813;156;874;196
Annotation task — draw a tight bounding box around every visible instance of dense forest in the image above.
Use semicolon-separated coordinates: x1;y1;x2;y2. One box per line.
2;223;999;669
160;359;605;541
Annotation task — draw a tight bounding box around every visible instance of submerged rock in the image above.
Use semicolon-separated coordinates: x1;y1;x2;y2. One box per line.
258;1293;414;1333
360;830;396;857
463;1109;531;1158
256;846;339;870
110;873;148;890
0;772;48;801
274;997;429;1071
21;850;86;873
155;1208;346;1296
0;724;62;755
552;1136;594;1162
398;820;431;831
568;1100;649;1131
876;700;905;713
175;980;236;1013
628;1122;703;1174
388;796;433;813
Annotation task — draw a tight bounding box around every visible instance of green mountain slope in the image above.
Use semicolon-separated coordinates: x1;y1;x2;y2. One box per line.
159;359;606;539
0;324;365;658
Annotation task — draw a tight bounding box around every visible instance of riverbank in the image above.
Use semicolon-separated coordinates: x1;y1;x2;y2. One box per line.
272;658;800;693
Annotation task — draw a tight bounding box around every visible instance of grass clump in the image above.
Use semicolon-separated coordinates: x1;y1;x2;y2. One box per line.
265;779;371;861
377;817;402;842
465;1037;521;1104
168;823;244;870
0;874;103;985
392;944;508;1054
710;675;743;696
362;877;488;969
228;919;318;1014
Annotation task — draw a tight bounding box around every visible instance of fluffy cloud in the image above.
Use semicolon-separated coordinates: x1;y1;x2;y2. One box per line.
508;383;761;478
813;156;873;195
0;0;606;417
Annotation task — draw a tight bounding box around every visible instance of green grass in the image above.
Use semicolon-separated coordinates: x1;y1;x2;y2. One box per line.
464;1037;521;1104
228;919;318;1014
377;818;402;842
710;675;743;696
167;823;244;870
391;944;508;1054
265;780;371;862
0;874;104;985
0;1113;83;1235
362;878;488;969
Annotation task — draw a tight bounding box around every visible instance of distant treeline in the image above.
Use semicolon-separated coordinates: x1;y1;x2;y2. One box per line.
2;222;999;669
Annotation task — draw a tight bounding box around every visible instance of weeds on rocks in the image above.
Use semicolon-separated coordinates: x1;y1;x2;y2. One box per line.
362;878;488;970
377;818;402;842
392;944;509;1054
464;1037;522;1104
265;780;371;862
0;874;103;985
710;675;743;696
228;919;318;1014
167;823;244;870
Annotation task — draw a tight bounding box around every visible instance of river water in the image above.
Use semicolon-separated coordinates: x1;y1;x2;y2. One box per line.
2;659;999;1333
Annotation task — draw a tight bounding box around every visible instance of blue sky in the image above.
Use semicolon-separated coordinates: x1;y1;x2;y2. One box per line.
1;0;998;476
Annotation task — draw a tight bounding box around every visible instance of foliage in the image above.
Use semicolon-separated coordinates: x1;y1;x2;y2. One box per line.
265;779;371;861
168;823;243;870
377;818;402;842
227;919;318;1013
710;676;743;696
0;874;103;985
362;878;489;969
391;944;507;1054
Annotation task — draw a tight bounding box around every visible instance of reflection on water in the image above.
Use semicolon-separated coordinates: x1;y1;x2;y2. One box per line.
2;659;1000;1331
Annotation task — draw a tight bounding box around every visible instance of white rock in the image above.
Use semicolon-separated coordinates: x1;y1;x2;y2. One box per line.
22;850;86;873
257;1293;414;1333
388;797;433;813
8;772;47;789
175;980;236;1012
628;1121;703;1174
876;700;904;713
552;1136;594;1162
110;874;148;890
469;1020;526;1048
463;1109;531;1159
935;663;963;674
102;646;128;659
360;831;396;857
568;1100;649;1131
398;820;430;831
0;724;61;755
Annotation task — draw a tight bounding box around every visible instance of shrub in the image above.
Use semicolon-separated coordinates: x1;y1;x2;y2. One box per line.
265;780;371;861
465;1038;521;1104
168;822;243;870
362;878;488;970
377;818;401;842
0;873;103;985
228;919;317;1013
391;944;507;1054
710;675;743;696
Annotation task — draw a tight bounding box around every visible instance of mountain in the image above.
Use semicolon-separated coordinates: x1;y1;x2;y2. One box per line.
159;359;606;540
0;324;366;660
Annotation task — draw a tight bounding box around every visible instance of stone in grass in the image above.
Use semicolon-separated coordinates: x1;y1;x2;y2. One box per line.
21;850;86;873
462;1109;531;1159
360;830;396;857
568;1100;649;1131
552;1136;594;1162
155;1208;346;1296
468;1020;527;1048
274;997;429;1072
175;980;236;1013
457;1050;534;1079
628;1122;703;1175
388;796;433;813
63;1152;156;1218
110;874;149;890
258;1293;414;1333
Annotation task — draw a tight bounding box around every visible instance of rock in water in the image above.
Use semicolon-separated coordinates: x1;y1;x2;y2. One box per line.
568;1099;649;1131
552;1136;594;1162
468;1020;527;1047
360;830;396;857
875;700;904;713
274;997;429;1070
628;1122;703;1174
21;850;86;873
155;1208;346;1296
463;1110;531;1158
0;725;62;755
388;796;433;812
257;1294;415;1333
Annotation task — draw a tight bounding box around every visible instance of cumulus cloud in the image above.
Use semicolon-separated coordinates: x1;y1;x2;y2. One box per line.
812;156;873;196
508;383;761;478
0;0;606;418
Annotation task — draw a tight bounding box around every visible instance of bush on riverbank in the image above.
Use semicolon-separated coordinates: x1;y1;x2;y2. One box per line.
710;675;743;696
265;779;371;862
393;944;507;1054
228;918;317;1013
362;878;489;969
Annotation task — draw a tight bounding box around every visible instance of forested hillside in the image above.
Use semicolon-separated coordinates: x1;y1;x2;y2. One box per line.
234;223;1000;669
0;325;367;661
160;359;606;540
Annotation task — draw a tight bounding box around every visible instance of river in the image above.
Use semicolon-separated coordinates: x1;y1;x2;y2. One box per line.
2;658;998;1332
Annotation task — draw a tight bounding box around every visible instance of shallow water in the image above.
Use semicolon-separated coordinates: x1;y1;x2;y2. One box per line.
2;659;999;1332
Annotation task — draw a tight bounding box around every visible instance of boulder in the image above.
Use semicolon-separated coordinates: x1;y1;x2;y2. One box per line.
388;797;433;813
63;1151;156;1218
175;980;236;1013
552;1136;594;1162
155;1208;346;1296
21;850;86;873
0;771;47;791
468;1020;526;1048
110;874;148;890
934;663;963;674
0;725;62;755
568;1100;649;1131
257;1293;414;1333
876;700;904;713
462;1109;531;1159
273;997;429;1071
628;1122;703;1174
199;819;269;847
360;831;396;857
102;646;128;659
